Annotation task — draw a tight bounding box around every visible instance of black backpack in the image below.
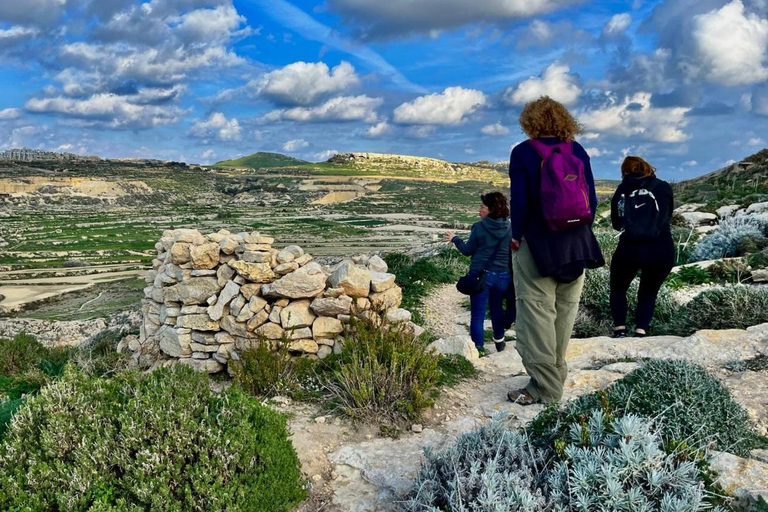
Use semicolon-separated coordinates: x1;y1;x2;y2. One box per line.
622;180;661;240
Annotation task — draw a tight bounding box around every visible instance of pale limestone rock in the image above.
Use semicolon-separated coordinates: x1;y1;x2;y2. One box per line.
244;233;274;244
370;272;396;292
262;262;327;299
160;305;180;323
316;337;335;347
281;300;316;329
289;339;319;354
158;326;191;357
170;242;191;264
180;305;207;315
216;264;235;287
247;295;268;313
269;306;283;324
324;287;344;298
178;357;223;373
240;283;261;300
246;309;269;331
191;352;209;359
219;237;239;255
428;335;479;362
220;315;248;338
370;285;402;310
207;281;240;321
710;451;768;510
275;298;290;307
216;343;234;360
243;243;272;252
295;253;313;266
311;295;353;316
386;308;411;323
235;305;255;323
190;331;216;345
190;242;220;270
190;342;218;353
313;316;344;339
368;255;388;273
242;251;271;263
173;229;204;244
289;327;312;340
207;232;226;243
176;314;220;332
206;295;217;306
717;205;740;218
355;297;371;310
681;211;717;226
277;244;304;264
257;322;284;340
328;260;371;297
752;269;768;283
164;277;221;306
317;345;333;359
229;295;246;317
275;261;299;275
229;260;276;283
674;203;706;214
215;332;235;344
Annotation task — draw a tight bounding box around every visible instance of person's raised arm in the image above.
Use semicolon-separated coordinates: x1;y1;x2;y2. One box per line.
450;225;479;256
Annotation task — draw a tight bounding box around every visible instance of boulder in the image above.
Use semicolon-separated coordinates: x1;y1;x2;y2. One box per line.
368;255;388;273
241;251;271;263
681;211;717;226
386;308;412;323
175;314;220;332
746;201;768;215
262;262;327;299
207;280;240;321
256;322;284;340
717;205;741;219
169;242;191;264
277;244;304;264
229;261;276;283
280;300;316;329
370;272;396;292
158;326;191;358
370;285;402;310
328;260;371;297
313;316;344;339
288;339;319;354
427;335;479;362
164;277;221;306
189;242;220;270
311;295;353;316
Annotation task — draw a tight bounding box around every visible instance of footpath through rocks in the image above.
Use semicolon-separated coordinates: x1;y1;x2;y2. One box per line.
277;284;768;511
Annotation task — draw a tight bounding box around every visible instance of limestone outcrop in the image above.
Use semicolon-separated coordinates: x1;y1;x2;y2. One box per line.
134;229;415;372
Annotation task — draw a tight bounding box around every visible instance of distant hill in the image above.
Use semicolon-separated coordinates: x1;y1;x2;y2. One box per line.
212;152;309;169
674;149;768;212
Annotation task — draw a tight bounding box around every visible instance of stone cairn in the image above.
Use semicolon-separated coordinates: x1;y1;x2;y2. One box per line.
135;229;420;373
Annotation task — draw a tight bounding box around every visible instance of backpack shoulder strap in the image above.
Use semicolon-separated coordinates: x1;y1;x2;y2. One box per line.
527;139;552;159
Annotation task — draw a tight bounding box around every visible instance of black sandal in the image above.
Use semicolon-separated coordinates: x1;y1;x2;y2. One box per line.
611;328;628;339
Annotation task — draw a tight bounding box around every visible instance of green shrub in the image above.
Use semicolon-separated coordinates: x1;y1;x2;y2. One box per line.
435;354;477;387
672;225;700;265
0;366;306;511
72;330;129;377
670;265;712;286
0;334;70;376
594;231;619;266
323;317;441;423
679;285;768;334
528;359;763;457
707;258;752;284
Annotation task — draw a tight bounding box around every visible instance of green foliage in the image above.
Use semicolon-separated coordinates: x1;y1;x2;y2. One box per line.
594;231;619;266
72;330;129;377
435;354;477;387
323;317;441;423
672;226;701;266
0;366;306;511
667;265;712;289
679;285;768;334
0;334;70;376
212;151;309;168
529;359;762;457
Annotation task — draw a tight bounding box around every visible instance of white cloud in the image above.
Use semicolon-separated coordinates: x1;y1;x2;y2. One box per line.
264;95;383;123
188;112;241;142
201;149;216;162
602;13;631;36
481;122;510;136
504;63;582;106
0;0;66;24
464;148;475;154
327;0;583;38
393;87;486;125
682;160;698;166
366;120;392;137
584;147;612;157
579;92;691;143
748;137;766;145
283;139;309;152
256;61;361;106
0;108;21;120
691;0;768;85
314;149;339;160
408;125;437;138
0;25;39;48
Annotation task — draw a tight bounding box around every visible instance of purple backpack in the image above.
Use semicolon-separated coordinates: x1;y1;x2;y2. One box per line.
528;139;592;232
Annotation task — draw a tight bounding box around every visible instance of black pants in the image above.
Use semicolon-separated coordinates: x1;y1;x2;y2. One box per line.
610;237;674;330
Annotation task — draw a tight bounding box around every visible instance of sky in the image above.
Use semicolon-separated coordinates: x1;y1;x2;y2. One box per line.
1;0;768;179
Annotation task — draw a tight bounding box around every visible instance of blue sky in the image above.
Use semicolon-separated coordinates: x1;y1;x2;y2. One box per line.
1;0;768;179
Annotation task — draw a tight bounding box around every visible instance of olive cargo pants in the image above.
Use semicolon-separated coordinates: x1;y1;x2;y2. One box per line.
512;241;585;403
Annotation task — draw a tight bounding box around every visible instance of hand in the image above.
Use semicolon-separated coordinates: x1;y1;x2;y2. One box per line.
510;239;520;251
443;231;455;242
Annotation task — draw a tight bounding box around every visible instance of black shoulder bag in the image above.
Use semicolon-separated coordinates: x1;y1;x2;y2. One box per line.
456;227;505;296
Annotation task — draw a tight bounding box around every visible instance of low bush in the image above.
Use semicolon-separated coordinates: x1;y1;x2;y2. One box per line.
0;333;70;376
594;231;619;266
0;366;306;511
707;259;752;284
679;285;768;334
689;216;768;263
668;265;712;288
672;225;700;265
72;329;129;377
435;354;477;387
323;317;441;423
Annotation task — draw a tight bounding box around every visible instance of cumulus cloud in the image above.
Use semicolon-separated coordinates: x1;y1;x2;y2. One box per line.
584;147;612;157
748;137;766;145
481;122;510;136
0;0;66;25
255;61;361;106
327;0;584;38
579;92;691;143
0;108;21;120
188;112;241;141
690;0;768;85
0;25;39;49
25;88;187;129
603;13;632;35
314;149;339;160
264;95;383;123
283;139;309;152
504;63;582;106
514;20;590;50
366;120;392;137
393;87;486;125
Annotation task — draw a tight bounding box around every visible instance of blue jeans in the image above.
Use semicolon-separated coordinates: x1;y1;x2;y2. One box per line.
469;270;511;347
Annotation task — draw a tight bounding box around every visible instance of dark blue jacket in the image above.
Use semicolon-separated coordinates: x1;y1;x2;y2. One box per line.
452;216;511;272
509;138;604;281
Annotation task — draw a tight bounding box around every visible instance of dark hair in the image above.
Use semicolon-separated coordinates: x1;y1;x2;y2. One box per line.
519;96;583;141
481;192;509;219
621;156;656;178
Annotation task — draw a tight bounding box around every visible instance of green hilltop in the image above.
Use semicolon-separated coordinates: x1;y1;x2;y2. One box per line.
211;152;310;169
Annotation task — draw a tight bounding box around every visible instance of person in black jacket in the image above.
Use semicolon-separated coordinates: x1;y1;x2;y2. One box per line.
610;156;675;338
444;192;511;353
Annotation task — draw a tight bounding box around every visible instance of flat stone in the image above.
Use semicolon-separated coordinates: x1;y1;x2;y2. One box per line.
386;308;411;323
192;269;217;277
176;314;220;331
288;339;319;354
370;272;396;292
178;357;224;373
216;264;235;287
229;261;276;283
368;255;388;273
281;300;316;329
275;261;299;275
369;285;402;310
311;295;353;316
288;327;312;340
169;242;191;264
189;242;220;270
190;331;216;345
328;260;371;297
295;253;313;266
158;326;191;358
269;306;283;324
256;322;284;340
428;335;479;363
207;280;240;321
219;237;239;255
246;309;269;331
244;233;274;244
313;316;344;339
240;283;261;300
220;314;248;338
262;262;327;299
215;332;235;344
241;251;272;263
164;277;221;306
710;451;768;510
229;294;246;317
190;342;218;353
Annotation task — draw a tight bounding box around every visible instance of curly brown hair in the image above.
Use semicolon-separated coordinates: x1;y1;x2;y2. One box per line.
519;96;583;141
621;156;656;178
481;192;509;219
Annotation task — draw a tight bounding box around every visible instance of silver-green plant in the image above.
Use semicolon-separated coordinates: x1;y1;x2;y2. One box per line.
688;216;768;263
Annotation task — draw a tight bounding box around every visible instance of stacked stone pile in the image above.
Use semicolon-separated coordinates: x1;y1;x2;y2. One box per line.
135;228;419;373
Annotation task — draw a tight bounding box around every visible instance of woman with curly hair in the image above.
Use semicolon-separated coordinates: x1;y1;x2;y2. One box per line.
444;192;511;354
506;96;604;405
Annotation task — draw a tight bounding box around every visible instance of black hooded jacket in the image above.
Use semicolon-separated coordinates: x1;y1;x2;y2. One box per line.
611;175;674;239
452;216;511;272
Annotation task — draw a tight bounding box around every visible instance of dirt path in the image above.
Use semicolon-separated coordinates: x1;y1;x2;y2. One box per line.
419;283;468;338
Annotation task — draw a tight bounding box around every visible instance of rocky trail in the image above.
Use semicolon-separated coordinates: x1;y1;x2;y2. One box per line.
279;284;768;511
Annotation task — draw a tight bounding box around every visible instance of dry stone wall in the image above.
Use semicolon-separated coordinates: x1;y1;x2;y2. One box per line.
136;228;419;373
